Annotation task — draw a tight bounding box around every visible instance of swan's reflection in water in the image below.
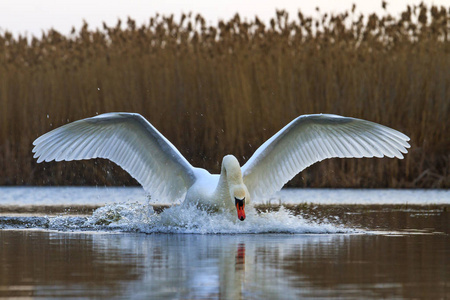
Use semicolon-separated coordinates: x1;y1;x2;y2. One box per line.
235;243;246;269
221;242;245;299
1;231;449;298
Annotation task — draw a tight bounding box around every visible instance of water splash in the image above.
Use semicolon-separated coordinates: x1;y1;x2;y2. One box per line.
0;201;355;234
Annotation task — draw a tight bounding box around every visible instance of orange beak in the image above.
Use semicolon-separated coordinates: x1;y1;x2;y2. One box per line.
235;198;246;221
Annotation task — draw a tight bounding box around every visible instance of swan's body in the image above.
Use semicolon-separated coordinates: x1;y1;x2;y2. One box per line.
32;113;410;221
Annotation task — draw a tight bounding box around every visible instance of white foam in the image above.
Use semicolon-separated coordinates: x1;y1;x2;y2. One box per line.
4;187;445;233
81;202;354;234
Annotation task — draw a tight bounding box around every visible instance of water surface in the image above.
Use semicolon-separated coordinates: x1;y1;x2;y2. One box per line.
0;187;449;299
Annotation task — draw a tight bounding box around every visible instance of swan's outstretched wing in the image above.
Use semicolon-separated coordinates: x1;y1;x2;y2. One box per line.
242;114;410;200
32;113;197;202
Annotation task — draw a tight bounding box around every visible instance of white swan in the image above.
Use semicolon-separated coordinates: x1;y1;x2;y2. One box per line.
32;113;410;221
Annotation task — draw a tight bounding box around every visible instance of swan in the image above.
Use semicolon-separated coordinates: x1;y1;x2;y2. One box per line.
32;113;410;221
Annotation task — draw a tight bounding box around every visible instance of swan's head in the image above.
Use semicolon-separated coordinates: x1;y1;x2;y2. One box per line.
232;187;246;221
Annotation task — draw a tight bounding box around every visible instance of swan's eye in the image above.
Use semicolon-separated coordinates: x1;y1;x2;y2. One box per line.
235;197;245;207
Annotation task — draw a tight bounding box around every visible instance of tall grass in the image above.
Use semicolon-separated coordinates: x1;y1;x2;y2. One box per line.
0;4;448;188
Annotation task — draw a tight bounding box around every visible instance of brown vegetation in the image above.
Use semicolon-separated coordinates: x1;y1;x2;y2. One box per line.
0;4;448;188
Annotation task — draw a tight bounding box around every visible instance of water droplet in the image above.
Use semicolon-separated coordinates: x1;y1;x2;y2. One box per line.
46;114;49;118
97;87;100;91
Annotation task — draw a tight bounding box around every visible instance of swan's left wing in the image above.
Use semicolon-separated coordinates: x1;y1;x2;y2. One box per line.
242;114;410;200
32;112;196;202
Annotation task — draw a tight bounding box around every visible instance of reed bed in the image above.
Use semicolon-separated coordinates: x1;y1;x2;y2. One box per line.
0;4;448;188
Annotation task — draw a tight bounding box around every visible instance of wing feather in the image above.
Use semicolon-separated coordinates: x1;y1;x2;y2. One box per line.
32;112;196;202
242;114;410;200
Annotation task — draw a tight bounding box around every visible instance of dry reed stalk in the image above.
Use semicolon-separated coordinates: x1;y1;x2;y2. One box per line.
0;4;448;188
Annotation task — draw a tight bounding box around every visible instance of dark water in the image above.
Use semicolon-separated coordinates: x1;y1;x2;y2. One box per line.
1;209;449;299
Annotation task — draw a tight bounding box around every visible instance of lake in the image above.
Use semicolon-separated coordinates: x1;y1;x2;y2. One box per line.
1;187;449;299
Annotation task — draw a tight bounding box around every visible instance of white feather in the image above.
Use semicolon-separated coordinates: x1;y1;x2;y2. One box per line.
242;114;410;200
32;113;196;202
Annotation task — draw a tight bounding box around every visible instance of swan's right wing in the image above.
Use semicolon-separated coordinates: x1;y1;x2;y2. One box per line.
32;113;197;202
242;114;410;200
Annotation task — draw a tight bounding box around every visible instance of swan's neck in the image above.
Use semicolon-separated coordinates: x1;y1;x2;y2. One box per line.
222;156;244;185
214;155;245;207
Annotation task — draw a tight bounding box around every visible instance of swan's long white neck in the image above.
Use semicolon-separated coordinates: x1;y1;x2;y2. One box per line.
221;155;244;185
214;155;248;211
